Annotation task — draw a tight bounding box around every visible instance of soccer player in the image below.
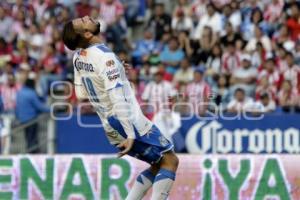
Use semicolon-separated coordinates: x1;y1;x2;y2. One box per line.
62;16;179;200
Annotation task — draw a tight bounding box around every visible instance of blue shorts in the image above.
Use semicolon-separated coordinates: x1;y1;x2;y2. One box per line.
108;116;174;164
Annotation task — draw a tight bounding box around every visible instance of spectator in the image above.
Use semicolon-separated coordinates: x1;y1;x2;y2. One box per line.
160;36;185;75
27;24;44;61
191;26;217;65
228;1;242;30
99;0;126;52
255;75;277;102
286;2;300;41
173;57;194;85
220;22;243;47
186;67;211;115
221;3;241;32
258;92;276;113
230;54;258;96
0;61;14;85
15;75;50;153
0;74;21;113
128;69;145;104
11;0;28;18
178;30;193;58
120;0;140;26
227;88;254;113
294;41;300;65
39;45;63;98
147;3;171;41
213;74;230;110
278;80;298;112
272;25;294;50
193;3;222;39
277;45;288;71
245;26;272;52
205;44;222;85
212;0;231;10
142;69;176;118
0;38;13;63
221;41;241;74
281;52;300;90
0;7;14;43
152;92;183;152
16;63;31;85
131;29;161;66
139;62;153;83
173;0;192;18
11;11;29;45
191;0;207;21
32;0;48;21
43;0;64;20
171;8;194;33
258;57;281;89
251;42;265;68
264;0;284;33
241;7;269;41
75;0;93;18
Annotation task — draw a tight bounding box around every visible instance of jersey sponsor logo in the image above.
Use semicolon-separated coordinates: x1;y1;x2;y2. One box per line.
74;57;94;72
106;68;119;76
108;74;120;81
106;60;115;67
106;68;120;81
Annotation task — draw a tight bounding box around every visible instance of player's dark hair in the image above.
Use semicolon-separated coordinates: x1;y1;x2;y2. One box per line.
62;21;80;50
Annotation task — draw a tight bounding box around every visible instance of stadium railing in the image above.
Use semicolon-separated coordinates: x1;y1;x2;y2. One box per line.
1;113;55;154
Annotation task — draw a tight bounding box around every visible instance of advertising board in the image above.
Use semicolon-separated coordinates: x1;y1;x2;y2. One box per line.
0;155;299;200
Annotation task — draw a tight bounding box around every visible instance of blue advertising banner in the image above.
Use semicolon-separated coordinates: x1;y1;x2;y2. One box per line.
179;114;300;154
56;115;118;153
56;114;300;154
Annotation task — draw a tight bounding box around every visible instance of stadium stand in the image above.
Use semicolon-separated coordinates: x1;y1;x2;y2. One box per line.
0;0;300;153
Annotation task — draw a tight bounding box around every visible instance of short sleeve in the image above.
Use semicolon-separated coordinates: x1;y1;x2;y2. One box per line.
99;53;124;91
73;51;82;86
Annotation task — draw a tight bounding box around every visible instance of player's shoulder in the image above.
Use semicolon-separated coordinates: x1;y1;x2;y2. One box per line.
73;50;80;58
86;43;118;63
72;50;81;63
87;43;114;56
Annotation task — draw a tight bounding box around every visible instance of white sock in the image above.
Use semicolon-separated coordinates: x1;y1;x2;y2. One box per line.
126;169;155;200
150;168;176;200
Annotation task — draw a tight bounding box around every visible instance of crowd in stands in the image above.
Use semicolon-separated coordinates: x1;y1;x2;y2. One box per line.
1;0;300;121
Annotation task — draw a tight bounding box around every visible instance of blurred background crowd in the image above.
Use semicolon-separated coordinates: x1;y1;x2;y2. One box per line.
1;0;300;123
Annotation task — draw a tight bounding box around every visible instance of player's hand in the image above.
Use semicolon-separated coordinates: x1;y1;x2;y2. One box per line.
117;138;134;157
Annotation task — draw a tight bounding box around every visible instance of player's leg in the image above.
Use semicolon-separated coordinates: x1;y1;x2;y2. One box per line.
125;164;160;200
123;125;178;200
151;151;179;200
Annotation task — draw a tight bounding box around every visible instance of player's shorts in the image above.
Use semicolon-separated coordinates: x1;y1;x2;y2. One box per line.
108;116;174;164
